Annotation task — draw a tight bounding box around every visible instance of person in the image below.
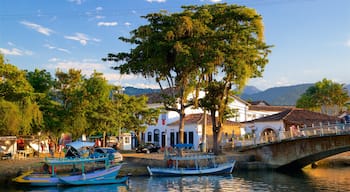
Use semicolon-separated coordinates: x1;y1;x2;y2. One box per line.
40;141;44;152
17;137;25;150
48;139;54;157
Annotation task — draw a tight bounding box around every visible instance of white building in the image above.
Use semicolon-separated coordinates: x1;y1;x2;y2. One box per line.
141;92;290;150
242;108;340;143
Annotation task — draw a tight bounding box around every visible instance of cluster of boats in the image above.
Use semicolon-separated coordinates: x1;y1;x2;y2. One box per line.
12;141;236;188
12;141;128;187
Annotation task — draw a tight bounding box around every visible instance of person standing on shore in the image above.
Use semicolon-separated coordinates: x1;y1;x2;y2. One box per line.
48;139;54;157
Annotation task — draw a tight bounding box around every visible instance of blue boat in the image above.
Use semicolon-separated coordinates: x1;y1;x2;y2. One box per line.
12;156;126;186
147;154;236;176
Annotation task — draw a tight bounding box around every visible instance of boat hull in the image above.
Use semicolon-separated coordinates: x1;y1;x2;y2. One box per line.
13;164;123;186
147;161;235;176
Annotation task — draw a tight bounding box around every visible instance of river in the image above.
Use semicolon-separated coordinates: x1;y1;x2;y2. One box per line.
5;167;350;191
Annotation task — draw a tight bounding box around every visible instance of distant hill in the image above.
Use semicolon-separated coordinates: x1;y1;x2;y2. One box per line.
124;83;350;106
241;86;261;95
346;84;350;95
123;86;160;95
240;84;314;106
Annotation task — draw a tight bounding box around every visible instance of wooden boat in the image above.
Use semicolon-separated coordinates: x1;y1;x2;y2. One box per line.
147;154;236;176
12;156;126;186
58;175;128;186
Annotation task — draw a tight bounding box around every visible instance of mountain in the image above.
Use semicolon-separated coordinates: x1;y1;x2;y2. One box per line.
123;83;317;106
123;86;160;95
346;84;350;95
241;86;261;95
240;83;314;106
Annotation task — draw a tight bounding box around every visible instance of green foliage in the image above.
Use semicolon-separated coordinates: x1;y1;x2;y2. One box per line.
104;3;271;154
0;54;159;138
0;99;21;135
26;69;54;93
0;54;43;135
296;78;349;115
0;56;34;101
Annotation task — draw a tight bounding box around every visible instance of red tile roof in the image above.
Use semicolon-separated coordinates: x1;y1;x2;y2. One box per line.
245;108;341;126
249;105;294;112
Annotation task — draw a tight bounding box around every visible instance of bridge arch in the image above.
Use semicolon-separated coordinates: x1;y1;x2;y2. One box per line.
260;128;277;143
240;134;350;170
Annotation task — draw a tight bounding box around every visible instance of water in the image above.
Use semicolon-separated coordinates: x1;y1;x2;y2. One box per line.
5;167;350;192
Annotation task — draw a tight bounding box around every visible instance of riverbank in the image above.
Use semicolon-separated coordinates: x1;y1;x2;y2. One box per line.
1;151;350;185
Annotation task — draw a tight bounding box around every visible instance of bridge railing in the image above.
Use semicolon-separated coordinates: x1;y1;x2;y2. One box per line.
231;122;350;150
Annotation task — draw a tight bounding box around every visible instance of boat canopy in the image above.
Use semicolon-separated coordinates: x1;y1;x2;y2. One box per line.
66;141;95;149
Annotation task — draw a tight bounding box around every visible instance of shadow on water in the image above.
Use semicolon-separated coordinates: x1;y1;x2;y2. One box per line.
4;183;129;192
6;168;350;191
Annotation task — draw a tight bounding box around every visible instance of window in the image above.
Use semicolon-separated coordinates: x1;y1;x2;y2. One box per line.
125;136;130;144
147;132;152;142
154;129;160;143
189;132;194;144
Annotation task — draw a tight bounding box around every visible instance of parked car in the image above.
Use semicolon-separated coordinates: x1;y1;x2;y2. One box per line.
135;143;160;154
93;147;123;162
0;148;12;160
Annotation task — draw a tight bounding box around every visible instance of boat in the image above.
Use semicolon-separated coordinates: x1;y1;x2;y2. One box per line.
147;154;236;176
12;154;126;186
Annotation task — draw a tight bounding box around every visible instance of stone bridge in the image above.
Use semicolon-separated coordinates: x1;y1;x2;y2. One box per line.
239;133;350;170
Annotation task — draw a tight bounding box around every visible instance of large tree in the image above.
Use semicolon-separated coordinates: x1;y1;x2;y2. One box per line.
104;3;271;154
103;8;206;149
0;54;43;135
191;4;271;154
112;93;159;145
296;78;349;115
54;69;87;139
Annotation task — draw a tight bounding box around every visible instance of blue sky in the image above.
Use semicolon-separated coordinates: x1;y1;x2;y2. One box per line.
1;0;350;91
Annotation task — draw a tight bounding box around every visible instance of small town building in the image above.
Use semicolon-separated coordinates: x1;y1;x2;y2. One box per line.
141;90;288;151
242;108;341;143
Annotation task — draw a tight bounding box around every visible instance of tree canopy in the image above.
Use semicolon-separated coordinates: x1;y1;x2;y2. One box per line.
104;3;272;154
296;78;349;115
0;54;159;142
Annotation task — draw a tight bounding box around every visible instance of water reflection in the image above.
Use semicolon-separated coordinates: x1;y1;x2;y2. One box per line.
12;183;129;192
302;167;350;191
6;167;350;192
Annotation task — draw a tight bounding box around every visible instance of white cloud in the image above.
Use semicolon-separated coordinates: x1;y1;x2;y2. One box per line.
0;47;33;56
44;44;70;54
50;59;107;77
20;21;54;36
104;73;159;89
346;39;350;47
124;22;131;27
48;58;59;62
95;15;105;19
96;7;103;12
146;0;166;2
64;33;100;45
98;22;118;27
104;73;134;81
200;0;222;2
68;0;84;5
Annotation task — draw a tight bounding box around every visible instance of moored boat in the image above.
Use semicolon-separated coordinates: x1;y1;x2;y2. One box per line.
147;154;235;176
12;156;126;186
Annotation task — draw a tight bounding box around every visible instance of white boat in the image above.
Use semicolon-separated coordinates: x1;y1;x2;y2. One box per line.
147;154;236;176
12;141;127;186
12;156;126;186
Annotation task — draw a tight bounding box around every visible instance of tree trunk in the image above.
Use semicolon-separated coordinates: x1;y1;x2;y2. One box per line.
178;106;185;156
210;109;220;155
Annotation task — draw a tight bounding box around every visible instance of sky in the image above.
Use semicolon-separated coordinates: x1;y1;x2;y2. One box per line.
1;0;350;91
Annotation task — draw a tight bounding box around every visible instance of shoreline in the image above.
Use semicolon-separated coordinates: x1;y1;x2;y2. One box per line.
1;152;350;186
